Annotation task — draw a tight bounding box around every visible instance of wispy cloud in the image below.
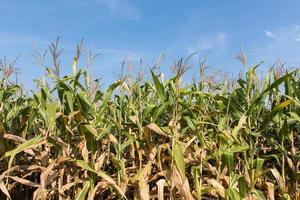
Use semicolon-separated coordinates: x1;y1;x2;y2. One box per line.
0;32;49;46
93;47;145;61
95;0;140;20
187;32;227;53
294;35;300;42
254;25;300;65
264;30;276;38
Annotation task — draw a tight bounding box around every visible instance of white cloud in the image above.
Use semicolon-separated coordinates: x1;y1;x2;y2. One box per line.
295;35;300;42
264;30;276;38
254;25;300;65
294;25;300;31
187;32;227;53
0;32;49;46
92;47;144;61
95;0;140;20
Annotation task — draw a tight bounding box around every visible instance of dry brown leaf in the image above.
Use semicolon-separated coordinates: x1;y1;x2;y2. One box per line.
286;157;295;173
207;178;225;198
122;82;131;94
0;122;6;154
52;136;68;146
220;167;228;181
0;181;11;199
149;171;168;183
245;169;251;187
129;116;138;124
0;165;46;183
146;123;170;138
156;179;166;200
139;176;150;200
58;168;64;199
120;174;129;194
88;181;108;200
183;136;197;153
40;151;49;166
266;182;274;200
46;171;59;187
148;145;157;162
57;156;72;163
59;182;77;195
39;162;56;199
138;162;152;200
24;149;36;157
95;153;106;172
9;176;40;187
170;166;194;200
109;134;118;144
143;126;151;144
205;162;218;175
82;142;89;163
4;134;26;143
270;168;284;192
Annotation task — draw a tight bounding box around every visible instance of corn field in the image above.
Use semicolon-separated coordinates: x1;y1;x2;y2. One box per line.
0;43;299;199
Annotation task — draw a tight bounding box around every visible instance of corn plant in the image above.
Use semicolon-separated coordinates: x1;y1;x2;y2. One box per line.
0;42;299;200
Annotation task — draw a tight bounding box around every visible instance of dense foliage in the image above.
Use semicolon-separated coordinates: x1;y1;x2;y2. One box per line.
0;47;299;199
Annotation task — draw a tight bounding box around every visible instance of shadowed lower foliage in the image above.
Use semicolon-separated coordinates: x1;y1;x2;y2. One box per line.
0;48;299;200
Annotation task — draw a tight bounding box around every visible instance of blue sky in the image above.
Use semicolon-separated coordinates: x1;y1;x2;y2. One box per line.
1;0;300;87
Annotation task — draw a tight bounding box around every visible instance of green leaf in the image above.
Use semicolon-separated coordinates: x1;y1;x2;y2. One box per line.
289;112;300;122
173;140;186;178
192;167;201;198
75;181;90;200
252;189;266;200
121;137;134;152
4;136;43;170
226;188;241;200
184;116;196;131
75;160;126;199
96;125;112;140
40;103;57;132
279;119;289;141
248;71;295;115
238;176;247;198
97;82;120;121
222;152;234;174
228;143;249;153
262;99;293;127
151;69;165;103
76;160;96;173
153;102;169;122
232;115;247;137
65;91;74;112
255;158;264;181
